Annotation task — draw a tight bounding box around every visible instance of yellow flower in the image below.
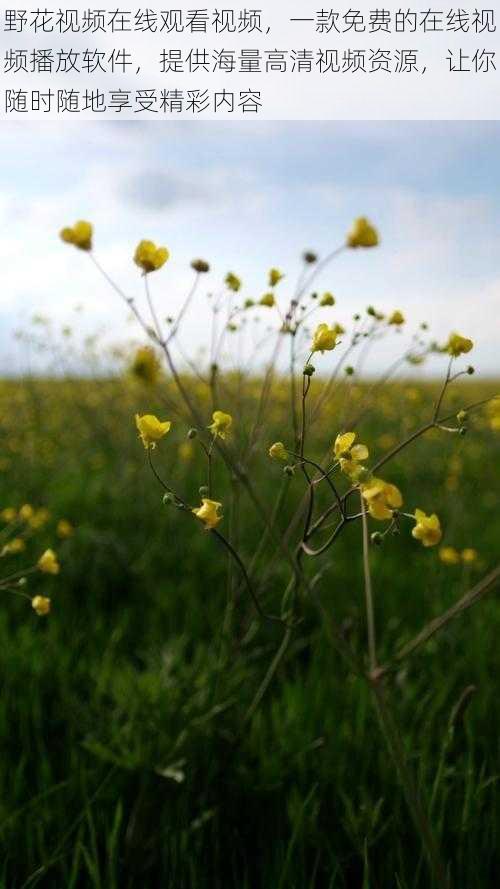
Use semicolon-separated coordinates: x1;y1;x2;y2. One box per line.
192;498;223;530
134;240;169;273
135;413;171;449
445;333;473;357
361;477;403;521
60;220;93;251
57;519;74;539
334;431;369;479
29;508;51;530
347;217;379;249
32;595;51;616
208;410;233;439
0;507;16;523
269;441;288;462
439;546;460;565
18;503;34;521
1;537;26;556
259;292;275;307
319;292;335;307
268;268;284;287
486;399;500;431
225;272;241;292
388;310;405;326
130;346;161;385
461;547;478;564
311;323;340;353
412;510;442;547
37;548;60;574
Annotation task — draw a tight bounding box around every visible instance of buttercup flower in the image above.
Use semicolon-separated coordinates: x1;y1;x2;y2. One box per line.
0;507;16;523
439;546;460;565
57;519;74;539
208;410;233;439
192;498;223;530
37;548;60;574
60;220;93;251
32;595;51;616
268;268;284;287
461;547;478;564
412;510;442;547
388;310;405;326
131;347;161;385
311;323;340;353
1;537;26;556
134;240;169;273
445;333;473;357
135;413;171;449
225;272;241;292
29;508;50;530
269;442;288;462
334;432;369;479
347;217;379;249
320;292;335;307
361;477;403;521
18;504;34;521
260;293;275;307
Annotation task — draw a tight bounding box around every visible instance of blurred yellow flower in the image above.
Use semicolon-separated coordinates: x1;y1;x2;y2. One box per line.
29;508;51;530
319;292;335;307
57;519;74;539
1;537;26;556
311;323;340;353
445;333;473;357
0;507;16;523
486;399;500;431
461;547;478;564
439;546;460;565
135;414;171;449
130;346;161;385
388;310;405;326
225;272;241;292
208;410;233;439
60;220;93;251
38;548;60;574
361;477;403;521
269;441;288;462
192;498;223;530
19;504;34;521
32;595;51;616
412;510;442;547
260;293;275;307
134;240;169;273
268;268;284;287
347;217;379;249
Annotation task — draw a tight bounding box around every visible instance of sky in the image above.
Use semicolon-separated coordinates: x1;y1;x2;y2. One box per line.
0;120;499;377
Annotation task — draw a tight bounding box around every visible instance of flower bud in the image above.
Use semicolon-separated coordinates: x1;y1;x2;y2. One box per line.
163;492;175;505
191;258;210;273
456;410;467;423
187;428;198;439
345;366;354;376
303;363;316;377
466;365;474;375
459;426;467;436
371;532;383;546
284;465;295;477
199;485;209;496
303;251;317;264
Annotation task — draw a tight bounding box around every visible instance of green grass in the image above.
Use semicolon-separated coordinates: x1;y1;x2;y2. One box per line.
0;376;498;887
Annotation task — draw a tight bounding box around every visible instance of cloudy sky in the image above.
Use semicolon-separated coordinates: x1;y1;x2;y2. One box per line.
0;121;499;376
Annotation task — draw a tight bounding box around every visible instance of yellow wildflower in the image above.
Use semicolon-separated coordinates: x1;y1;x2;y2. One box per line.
319;292;335;307
311;323;340;353
192;498;223;530
361;477;403;521
334;432;369;479
0;507;16;523
208;410;233;439
269;442;288;462
347;217;379;249
130;346;161;385
439;546;460;565
445;333;473;357
1;537;26;556
134;240;169;273
225;272;241;292
486;399;500;431
260;293;275;308
18;504;34;522
268;268;284;287
57;519;74;539
37;548;60;574
60;220;93;251
32;595;51;616
461;547;478;564
29;508;51;530
388;310;405;326
135;414;171;449
412;510;442;547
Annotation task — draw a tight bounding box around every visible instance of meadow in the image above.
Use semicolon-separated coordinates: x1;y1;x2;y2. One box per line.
0;222;499;888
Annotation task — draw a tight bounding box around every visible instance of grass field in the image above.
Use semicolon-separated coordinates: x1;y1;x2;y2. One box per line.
0;367;498;888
